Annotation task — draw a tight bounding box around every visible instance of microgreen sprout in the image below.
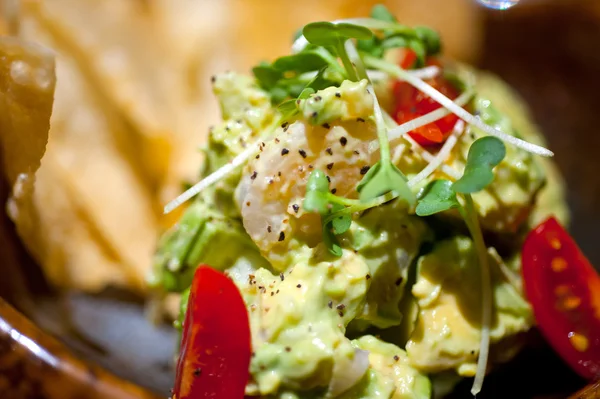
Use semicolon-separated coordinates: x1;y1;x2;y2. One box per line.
304;168;400;256
356;87;415;205
415;136;506;396
452;136;506;194
302;21;372;81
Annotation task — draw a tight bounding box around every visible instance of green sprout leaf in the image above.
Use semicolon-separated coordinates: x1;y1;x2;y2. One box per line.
335;23;376;41
278;99;297;113
253;65;283;90
354;5;397;58
415;26;441;56
303;22;372;81
270;87;290;103
356;36;384;58
453;136;506;194
304;171;350;256
273;52;330;73
323;224;343;257
330;205;352;234
357;162;415;206
303;22;373;45
415;179;460;216
299;87;316;100
275;67;338;123
307;169;330;193
304;66;338;93
304;190;329;214
370;4;397;22
408;39;426;67
382;35;408;50
277;99;299;121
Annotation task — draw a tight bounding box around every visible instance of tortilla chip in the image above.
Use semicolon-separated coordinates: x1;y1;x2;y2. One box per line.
0;36;55;262
1;6;160;292
0;36;54;187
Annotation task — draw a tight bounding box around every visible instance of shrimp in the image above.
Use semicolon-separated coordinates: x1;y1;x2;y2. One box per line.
235;119;379;269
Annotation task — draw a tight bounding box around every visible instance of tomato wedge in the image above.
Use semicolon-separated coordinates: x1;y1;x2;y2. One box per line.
392;49;460;146
173;265;252;399
522;217;600;380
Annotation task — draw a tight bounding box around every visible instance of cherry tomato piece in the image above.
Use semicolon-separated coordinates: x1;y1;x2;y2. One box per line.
173;265;252;399
522;217;600;380
392;50;460;146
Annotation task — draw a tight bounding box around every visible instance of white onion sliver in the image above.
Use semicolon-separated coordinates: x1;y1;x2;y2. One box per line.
408;120;464;188
345;39;369;82
368;89;471;154
327;348;370;398
381;109;462;180
164;144;258;214
367;67;438;82
388;89;472;142
404;135;462;180
366;57;553;157
409;65;440;80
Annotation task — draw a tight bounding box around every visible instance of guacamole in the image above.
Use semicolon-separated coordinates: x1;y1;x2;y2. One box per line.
152;6;568;399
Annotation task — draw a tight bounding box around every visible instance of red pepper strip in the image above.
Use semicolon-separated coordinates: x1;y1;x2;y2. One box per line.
392;49;460;147
522;217;600;380
173;265;252;399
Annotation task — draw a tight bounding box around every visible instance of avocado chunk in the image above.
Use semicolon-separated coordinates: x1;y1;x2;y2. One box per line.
406;236;533;376
242;249;371;396
349;202;431;329
298;79;374;125
339;335;431;399
152;197;270;292
443;93;545;233
472;70;569;228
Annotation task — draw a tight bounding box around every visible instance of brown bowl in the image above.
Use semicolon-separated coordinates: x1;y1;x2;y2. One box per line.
0;298;162;399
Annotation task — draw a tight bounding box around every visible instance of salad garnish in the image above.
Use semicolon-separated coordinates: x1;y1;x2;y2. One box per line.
163;5;551;215
415;136;506;394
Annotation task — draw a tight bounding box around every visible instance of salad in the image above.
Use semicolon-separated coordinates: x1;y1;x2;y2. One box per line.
150;5;599;398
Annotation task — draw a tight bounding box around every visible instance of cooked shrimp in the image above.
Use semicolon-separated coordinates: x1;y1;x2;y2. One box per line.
236;119;378;269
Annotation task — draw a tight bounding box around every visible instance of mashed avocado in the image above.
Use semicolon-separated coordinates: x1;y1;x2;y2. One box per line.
154;9;569;398
347;202;431;329
298;80;374;125
342;336;431;399
242;249;369;396
406;236;532;376
472;70;569;228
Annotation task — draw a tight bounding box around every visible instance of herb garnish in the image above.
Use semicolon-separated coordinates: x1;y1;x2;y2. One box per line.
304;168;399;256
356;5;440;67
416;136;506;396
165;3;552;228
302;22;372;82
453;136;506;193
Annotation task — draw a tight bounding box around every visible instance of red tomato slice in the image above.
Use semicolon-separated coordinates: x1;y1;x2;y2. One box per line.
400;48;418;69
395;109;444;145
392;50;460;147
173;265;252;399
522;217;600;380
